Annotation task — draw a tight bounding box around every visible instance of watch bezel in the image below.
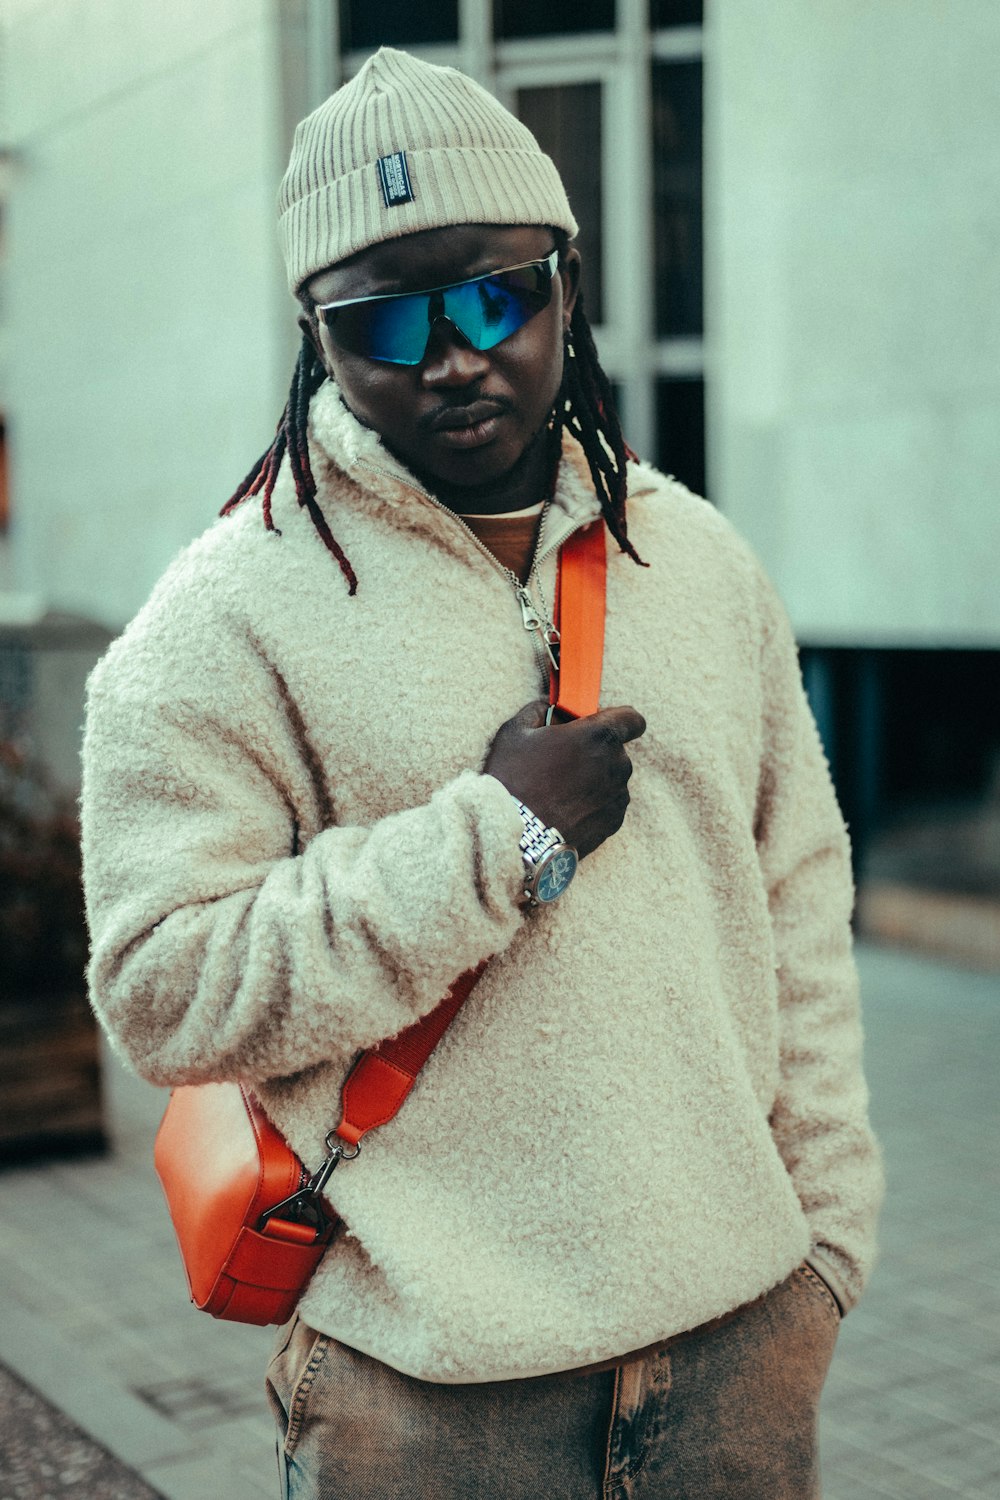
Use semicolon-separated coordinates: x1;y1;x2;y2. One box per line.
525;842;579;904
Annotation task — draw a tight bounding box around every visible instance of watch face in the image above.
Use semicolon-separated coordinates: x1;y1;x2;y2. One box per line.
536;847;578;903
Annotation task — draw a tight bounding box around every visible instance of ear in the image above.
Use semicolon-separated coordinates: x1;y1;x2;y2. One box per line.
558;246;582;329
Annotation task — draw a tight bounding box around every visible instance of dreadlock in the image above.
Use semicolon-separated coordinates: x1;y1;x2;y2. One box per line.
553;232;645;569
221;233;644;591
220;335;358;595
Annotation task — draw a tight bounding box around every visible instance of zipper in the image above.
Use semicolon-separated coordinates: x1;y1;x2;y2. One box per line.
352;456;592;687
512;577;559;673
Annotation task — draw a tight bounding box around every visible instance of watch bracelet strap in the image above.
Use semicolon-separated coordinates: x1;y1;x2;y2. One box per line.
513;797;568;862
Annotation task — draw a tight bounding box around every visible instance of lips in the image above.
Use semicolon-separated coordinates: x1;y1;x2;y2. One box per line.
426;399;508;433
424;399;511;452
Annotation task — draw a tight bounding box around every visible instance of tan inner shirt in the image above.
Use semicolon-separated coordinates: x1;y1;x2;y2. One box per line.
460;504;543;584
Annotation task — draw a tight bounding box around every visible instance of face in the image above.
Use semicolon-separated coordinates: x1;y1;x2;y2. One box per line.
302;224;580;512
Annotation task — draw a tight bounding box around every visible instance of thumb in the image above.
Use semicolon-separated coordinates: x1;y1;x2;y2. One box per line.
587;705;647;744
510;697;552;732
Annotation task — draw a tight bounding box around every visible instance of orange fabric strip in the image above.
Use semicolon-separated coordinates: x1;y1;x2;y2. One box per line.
550;520;606;720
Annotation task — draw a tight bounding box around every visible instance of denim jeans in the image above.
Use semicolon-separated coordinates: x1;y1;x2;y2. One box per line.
265;1261;841;1499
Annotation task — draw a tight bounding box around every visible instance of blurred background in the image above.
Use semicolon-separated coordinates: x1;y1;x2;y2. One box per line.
0;3;998;1499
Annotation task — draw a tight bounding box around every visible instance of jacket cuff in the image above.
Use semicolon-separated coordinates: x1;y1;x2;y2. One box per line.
467;771;530;911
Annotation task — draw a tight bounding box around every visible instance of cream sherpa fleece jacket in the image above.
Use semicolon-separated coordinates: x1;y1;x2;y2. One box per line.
81;380;883;1382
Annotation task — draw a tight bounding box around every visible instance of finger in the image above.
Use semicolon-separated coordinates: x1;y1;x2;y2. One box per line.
509;697;551;732
587;705;647;744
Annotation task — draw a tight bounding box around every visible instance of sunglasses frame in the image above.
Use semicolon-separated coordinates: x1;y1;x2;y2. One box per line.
314;248;560;366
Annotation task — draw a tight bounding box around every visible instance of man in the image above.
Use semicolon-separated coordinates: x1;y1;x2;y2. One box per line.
82;47;882;1500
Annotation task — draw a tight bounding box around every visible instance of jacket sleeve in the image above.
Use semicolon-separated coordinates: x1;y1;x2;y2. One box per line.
80;612;525;1090
752;566;884;1314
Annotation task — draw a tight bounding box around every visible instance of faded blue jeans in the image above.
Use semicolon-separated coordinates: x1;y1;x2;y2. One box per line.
265;1262;841;1499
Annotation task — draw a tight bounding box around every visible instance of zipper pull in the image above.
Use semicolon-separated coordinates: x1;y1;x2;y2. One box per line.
515;583;561;672
515;582;542;633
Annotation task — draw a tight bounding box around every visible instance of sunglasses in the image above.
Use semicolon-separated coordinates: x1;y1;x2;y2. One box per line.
315;249;560;366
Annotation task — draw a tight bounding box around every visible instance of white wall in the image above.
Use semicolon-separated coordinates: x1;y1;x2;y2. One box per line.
3;0;295;627
707;0;1000;646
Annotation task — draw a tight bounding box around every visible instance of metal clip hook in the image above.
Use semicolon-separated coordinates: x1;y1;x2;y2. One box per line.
256;1137;361;1237
307;1136;361;1197
541;627;561;672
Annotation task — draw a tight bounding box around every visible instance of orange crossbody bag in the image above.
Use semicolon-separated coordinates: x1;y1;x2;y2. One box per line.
154;520;607;1326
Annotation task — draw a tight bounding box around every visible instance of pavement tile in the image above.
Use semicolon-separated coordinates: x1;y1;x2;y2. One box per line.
141;1447;275;1500
0;1306;191;1473
891;1427;1000;1487
971;1364;1000;1396
891;1381;1000;1430
827;1418;994;1495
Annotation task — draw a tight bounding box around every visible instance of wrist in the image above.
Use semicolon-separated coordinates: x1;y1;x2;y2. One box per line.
510;795;578;907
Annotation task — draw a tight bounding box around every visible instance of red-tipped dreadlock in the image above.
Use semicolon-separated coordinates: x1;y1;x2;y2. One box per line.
221;232;644;591
221;336;358;595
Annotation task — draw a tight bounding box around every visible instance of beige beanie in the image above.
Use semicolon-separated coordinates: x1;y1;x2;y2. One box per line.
278;47;578;294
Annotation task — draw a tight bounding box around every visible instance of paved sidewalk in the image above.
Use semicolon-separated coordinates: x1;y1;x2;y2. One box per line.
0;941;997;1499
0;1363;163;1499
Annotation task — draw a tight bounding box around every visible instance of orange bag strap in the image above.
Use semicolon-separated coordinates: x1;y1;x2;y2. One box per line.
548;519;607;721
332;960;487;1149
323;520;608;1170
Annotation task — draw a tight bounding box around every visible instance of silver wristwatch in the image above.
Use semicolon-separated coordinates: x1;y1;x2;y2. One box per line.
511;797;578;907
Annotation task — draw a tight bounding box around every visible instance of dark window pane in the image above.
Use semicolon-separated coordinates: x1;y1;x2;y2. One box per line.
656;377;705;497
652;61;703;337
649;0;703;25
496;0;615;38
339;0;458;50
516;84;603;321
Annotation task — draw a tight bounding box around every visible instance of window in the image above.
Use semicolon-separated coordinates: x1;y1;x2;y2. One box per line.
338;0;458;50
652;60;702;339
495;0;615;38
656;377;704;494
515;84;604;322
649;0;702;25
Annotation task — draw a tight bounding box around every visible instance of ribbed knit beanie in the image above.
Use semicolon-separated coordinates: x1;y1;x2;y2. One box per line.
278;47;578;294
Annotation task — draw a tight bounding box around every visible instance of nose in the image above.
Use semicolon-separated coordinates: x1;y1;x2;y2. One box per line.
419;318;492;388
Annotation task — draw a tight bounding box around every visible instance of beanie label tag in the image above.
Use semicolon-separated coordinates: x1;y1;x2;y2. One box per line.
377;152;414;208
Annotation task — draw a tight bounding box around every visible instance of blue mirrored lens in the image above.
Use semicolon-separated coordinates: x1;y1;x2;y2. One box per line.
335;294;430;364
324;258;555;365
439;269;544;356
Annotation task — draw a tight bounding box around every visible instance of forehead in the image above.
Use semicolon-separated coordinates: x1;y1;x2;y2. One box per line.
306;223;553;305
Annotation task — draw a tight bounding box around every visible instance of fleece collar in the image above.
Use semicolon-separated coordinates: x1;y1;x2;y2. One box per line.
305;376;603;543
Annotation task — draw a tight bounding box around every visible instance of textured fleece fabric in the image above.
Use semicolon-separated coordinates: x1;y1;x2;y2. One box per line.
81;379;883;1383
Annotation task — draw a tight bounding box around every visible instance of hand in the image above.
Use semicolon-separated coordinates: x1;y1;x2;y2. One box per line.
483;698;646;859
